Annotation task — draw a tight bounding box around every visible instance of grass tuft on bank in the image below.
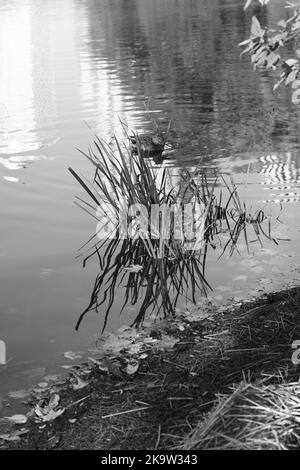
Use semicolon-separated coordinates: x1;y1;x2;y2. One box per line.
180;379;300;450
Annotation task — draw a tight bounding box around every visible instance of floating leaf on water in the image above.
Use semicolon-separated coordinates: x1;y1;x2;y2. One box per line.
43;375;59;382
118;325;132;333
102;332;136;354
251;266;265;274
123;264;143;273
63;351;82;361
3;176;19;183
233;275;248;282
8;390;31;400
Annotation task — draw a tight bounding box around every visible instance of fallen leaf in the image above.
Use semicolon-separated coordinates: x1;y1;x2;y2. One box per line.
88;357;109;372
63;351;82;360
139;353;148;360
144;337;157;344
0;433;21;442
8;390;31;400
32;388;47;395
3;414;28;424
35;394;65;422
35;407;64;422
123;264;143;273
43;375;59;382
126;361;139;375
69;371;89;390
127;343;143;355
38;382;48;388
118;325;132;333
233;275;248;282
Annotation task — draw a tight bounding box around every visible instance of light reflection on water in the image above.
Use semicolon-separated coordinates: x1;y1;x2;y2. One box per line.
0;0;300;397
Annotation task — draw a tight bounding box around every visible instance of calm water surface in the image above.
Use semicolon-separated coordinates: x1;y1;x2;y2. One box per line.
1;0;300;398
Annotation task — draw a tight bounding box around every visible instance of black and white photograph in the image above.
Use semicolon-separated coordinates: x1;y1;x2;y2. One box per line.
1;0;300;454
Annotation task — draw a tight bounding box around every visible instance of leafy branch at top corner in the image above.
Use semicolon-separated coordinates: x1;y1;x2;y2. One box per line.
239;3;300;104
244;0;271;10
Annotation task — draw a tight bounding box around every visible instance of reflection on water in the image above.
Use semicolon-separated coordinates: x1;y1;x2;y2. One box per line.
1;0;300;397
0;1;57;156
259;152;300;203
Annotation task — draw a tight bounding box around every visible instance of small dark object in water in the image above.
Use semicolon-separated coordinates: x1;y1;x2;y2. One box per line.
129;133;165;158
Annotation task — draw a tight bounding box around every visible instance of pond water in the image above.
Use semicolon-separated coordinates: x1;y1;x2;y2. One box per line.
1;0;300;400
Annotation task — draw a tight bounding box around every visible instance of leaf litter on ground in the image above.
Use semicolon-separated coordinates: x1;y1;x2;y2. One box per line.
34;394;65;423
2;298;231;445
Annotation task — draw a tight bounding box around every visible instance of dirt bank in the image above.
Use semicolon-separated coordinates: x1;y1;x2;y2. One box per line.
2;286;300;450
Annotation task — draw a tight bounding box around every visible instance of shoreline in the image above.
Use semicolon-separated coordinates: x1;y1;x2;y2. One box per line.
2;284;300;450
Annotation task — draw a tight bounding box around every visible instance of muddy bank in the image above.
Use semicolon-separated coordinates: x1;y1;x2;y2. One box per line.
2;286;300;450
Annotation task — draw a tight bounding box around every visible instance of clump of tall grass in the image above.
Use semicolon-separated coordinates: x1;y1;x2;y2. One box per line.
179;378;300;450
69;132;275;331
